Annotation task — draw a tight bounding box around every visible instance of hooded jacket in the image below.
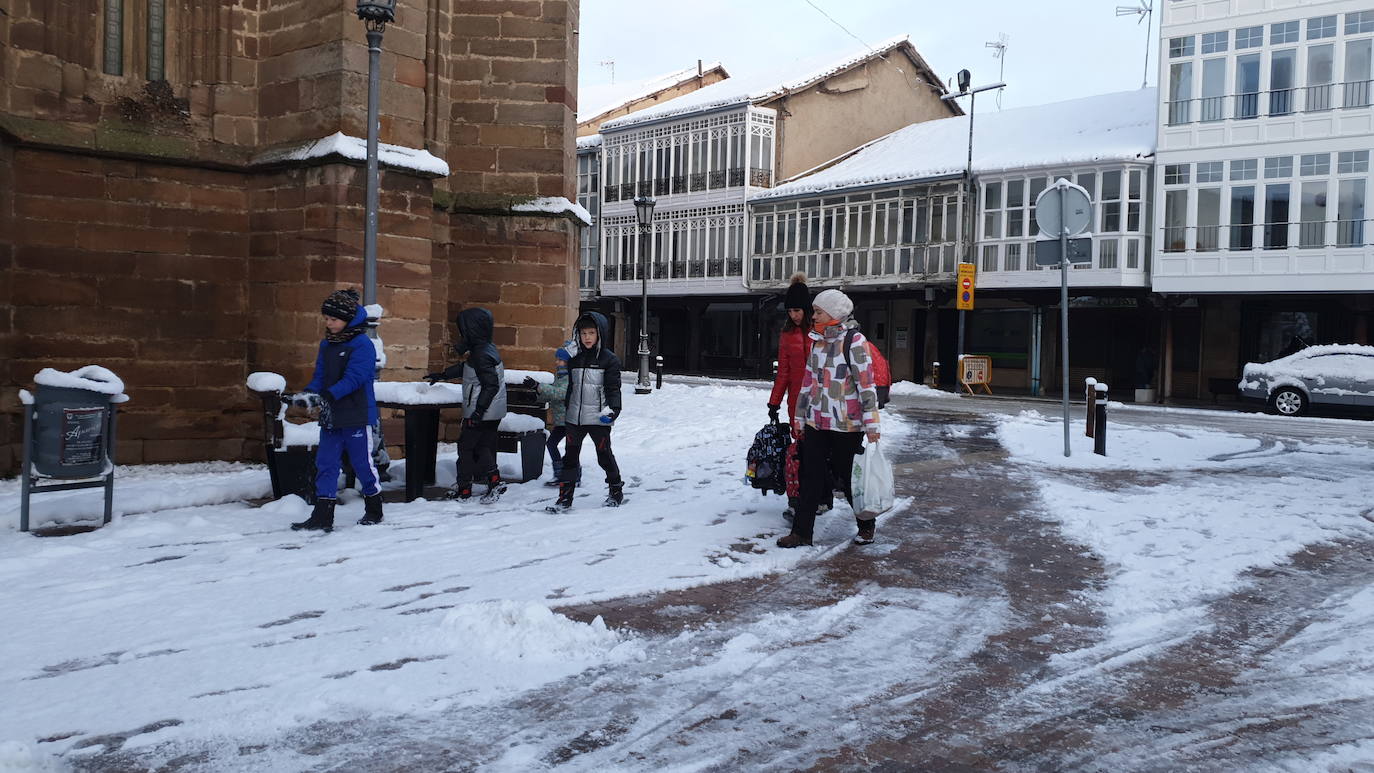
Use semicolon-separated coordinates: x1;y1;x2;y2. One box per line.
769;324;808;418
564;311;622;426
793;318;880;434
305;306;379;429
451;308;507;421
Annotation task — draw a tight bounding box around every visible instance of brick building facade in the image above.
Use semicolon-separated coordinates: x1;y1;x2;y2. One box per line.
0;0;583;474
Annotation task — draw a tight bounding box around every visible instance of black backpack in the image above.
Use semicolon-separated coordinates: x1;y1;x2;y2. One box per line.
745;421;791;495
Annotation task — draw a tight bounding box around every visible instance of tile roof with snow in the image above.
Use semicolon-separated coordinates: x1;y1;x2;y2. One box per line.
599;35;922;132
756;88;1158;202
578;62;728;124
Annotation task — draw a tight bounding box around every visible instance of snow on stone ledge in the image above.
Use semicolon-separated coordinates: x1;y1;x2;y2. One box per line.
34;365;125;396
247;371;287;394
512;197;592;226
499;414;546;433
506;369;554;385
373;381;464;405
255;132;450;178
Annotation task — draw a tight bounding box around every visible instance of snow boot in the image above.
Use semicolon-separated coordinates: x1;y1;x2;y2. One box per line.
853;520;876;545
357;493;384;525
604;483;625;508
545;482;576;513
479;474;507;505
776;533;811;549
445;483;473;501
292;498;335;533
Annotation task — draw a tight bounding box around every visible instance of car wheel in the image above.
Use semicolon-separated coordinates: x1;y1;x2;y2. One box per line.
1269;387;1308;416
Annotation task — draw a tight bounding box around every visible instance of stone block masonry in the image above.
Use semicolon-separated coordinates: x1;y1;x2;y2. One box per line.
0;0;584;475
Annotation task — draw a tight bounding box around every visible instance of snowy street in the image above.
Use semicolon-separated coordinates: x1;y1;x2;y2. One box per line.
5;382;1374;771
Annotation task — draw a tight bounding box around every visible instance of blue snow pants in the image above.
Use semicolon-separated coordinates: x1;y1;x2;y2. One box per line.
316;425;381;499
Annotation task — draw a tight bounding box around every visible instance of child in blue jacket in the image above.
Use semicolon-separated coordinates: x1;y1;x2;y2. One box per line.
290;288;384;532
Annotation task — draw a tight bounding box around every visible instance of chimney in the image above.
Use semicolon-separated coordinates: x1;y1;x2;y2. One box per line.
698;59;703;77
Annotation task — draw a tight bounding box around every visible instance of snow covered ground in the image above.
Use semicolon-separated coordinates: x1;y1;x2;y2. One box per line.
0;382;913;770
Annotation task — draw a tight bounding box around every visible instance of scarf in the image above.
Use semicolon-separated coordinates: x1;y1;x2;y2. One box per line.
326;325;366;344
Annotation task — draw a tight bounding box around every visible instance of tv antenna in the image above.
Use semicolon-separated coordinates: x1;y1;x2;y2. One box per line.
1116;1;1154;89
598;59;616;85
985;33;1008;108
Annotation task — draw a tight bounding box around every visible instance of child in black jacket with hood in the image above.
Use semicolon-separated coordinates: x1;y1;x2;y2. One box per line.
427;308;508;503
547;311;623;512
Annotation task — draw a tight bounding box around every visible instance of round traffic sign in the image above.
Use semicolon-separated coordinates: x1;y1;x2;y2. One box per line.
1034;179;1093;237
961;277;972;290
961;291;971;302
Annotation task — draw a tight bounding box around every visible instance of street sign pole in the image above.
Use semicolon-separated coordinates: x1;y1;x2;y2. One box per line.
1059;184;1071;458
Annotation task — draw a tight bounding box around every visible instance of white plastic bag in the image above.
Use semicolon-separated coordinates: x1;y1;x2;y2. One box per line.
850;439;895;518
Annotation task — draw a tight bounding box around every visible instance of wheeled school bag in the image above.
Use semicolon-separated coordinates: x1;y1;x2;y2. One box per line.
745;420;791;495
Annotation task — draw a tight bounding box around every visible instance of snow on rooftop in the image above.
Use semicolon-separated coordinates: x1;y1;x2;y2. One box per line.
579;62;726;123
577;133;603;150
255;132;450;177
758;89;1157;202
600;36;913;132
511;196;593;226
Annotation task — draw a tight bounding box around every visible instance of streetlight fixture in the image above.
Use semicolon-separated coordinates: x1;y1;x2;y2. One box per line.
941;71;1005;365
633;196;656;395
355;0;395;317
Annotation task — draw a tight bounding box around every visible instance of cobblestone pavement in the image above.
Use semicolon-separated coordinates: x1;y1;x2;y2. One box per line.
75;399;1374;771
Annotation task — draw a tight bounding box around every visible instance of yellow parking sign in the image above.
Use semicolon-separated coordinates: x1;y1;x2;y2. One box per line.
956;262;976;310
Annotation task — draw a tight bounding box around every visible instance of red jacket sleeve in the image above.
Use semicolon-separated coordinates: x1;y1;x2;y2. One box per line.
769;328;804;408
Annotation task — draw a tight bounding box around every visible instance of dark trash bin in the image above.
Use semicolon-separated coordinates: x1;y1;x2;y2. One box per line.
20;368;125;533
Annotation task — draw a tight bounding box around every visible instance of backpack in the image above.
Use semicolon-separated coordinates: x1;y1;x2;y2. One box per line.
745;421;791;495
842;329;892;409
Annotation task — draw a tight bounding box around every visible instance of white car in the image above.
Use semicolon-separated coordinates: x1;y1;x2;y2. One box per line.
1239;344;1374;416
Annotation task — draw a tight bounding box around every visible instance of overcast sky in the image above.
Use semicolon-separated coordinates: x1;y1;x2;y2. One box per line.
577;0;1157;114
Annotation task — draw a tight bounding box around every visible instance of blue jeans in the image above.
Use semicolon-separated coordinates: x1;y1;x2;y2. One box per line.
316;425;381;499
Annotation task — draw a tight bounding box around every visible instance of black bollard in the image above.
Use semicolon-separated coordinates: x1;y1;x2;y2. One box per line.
931;361;940;388
655;355;664;390
1085;377;1098;438
1093;383;1108;456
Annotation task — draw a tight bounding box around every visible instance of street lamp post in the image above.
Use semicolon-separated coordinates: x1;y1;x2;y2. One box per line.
633;196;656;395
355;0;395;316
941;71;1006;365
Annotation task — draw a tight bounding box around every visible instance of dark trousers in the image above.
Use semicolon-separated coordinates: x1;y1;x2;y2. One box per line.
546;425;581;482
457;419;501;484
791;426;864;542
560;424;622;486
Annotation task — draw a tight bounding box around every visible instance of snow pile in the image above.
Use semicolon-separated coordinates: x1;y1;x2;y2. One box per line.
434;601;622;663
888;381;958;399
505;369;553;385
498;414;545;433
576;133;603;149
279;421;319;448
246;372;286;394
373;381;463;405
0;740;62;772
256;132;450;177
33;365;125;396
17;390;32;406
600;36;912;131
759;89;1157;201
996;409;1257;470
511;196;592;226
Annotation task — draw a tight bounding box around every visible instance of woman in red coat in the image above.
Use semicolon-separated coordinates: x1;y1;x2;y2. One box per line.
768;273;820;518
768;272;811;424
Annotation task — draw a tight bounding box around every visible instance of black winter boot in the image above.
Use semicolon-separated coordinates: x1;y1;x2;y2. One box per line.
292;498;335;532
479;473;507;505
445;483;473;500
545;482;576;513
358;493;384;525
604;483;624;507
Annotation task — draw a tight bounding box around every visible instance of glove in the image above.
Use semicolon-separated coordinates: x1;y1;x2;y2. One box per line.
522;376;539;388
464;415;482;429
767;404;780;423
289;392;322;410
599;409;619;425
560;340;579;360
424;372;445;384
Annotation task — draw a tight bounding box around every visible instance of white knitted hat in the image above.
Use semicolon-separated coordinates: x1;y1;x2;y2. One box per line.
813;288;853;320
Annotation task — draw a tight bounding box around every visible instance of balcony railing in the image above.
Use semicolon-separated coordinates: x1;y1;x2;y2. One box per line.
602;256;743;281
672;175;687;194
654;178;669;196
604;185;621;203
748;168;771;187
1167;80;1374;124
1161;219;1372;250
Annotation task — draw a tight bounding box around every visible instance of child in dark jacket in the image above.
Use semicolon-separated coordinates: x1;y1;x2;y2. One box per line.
546;311;623;512
290;288;383;532
526;340;580;487
426;308;508;503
